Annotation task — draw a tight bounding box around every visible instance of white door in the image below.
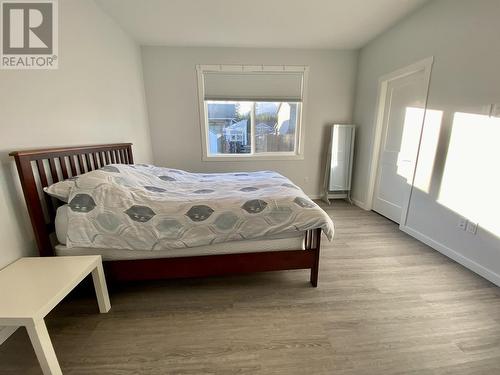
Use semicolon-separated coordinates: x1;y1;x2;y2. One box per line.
372;69;428;223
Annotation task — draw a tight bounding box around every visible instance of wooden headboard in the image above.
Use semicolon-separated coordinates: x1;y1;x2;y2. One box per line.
9;143;133;257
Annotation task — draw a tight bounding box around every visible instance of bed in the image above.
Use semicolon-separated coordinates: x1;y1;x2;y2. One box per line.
10;143;332;286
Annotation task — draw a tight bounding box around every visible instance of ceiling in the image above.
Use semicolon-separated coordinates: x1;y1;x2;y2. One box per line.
95;0;429;49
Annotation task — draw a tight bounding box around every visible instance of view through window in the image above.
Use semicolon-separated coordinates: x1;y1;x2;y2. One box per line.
207;101;300;156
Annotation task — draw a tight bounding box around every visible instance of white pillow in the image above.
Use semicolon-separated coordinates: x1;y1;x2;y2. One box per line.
44;178;77;203
55;204;68;244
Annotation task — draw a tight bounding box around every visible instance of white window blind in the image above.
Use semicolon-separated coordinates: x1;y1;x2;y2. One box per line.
201;66;306;102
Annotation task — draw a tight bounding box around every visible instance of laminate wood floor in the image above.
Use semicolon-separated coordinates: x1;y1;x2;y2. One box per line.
1;202;500;375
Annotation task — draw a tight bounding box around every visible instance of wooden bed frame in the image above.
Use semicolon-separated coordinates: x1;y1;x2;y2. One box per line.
9;143;322;286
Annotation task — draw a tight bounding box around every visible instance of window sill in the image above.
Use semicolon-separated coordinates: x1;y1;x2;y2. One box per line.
202;153;304;162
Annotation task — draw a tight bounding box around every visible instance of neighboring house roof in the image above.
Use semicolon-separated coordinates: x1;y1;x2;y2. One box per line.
226;119;248;133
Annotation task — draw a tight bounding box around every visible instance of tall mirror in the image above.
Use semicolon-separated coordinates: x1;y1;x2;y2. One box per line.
323;124;355;204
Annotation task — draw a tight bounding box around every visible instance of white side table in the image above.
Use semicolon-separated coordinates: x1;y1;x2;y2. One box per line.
0;255;111;375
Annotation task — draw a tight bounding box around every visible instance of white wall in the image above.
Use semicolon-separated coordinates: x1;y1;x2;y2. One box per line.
141;47;357;197
0;0;152;270
353;0;500;284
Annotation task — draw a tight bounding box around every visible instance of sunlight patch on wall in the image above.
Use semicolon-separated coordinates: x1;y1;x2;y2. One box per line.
439;112;500;236
395;107;443;194
397;107;425;181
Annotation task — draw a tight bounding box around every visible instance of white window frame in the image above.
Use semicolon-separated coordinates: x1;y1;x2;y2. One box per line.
196;64;309;161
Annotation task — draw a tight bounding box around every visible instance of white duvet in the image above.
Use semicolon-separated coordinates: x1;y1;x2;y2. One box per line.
56;164;334;251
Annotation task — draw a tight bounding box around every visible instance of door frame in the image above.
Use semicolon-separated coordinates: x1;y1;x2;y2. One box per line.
365;57;434;226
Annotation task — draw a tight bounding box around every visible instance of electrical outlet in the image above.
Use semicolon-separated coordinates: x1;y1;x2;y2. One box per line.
458;217;468;231
466;221;478;235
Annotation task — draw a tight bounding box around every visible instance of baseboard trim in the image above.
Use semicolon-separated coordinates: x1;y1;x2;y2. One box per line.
400;225;500;287
308;194;322;200
0;326;17;345
352;199;369;210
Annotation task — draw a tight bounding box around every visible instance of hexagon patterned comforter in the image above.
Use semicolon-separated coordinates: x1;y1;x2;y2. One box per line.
64;164;334;251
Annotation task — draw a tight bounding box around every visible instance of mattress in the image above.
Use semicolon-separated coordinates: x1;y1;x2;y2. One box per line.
55;205;305;261
55;236;304;260
49;164;333;251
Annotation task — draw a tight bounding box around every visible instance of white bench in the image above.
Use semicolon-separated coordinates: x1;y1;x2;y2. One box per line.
0;256;111;375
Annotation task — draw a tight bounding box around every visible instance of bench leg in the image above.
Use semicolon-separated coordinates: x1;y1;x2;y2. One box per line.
26;319;62;375
92;262;111;313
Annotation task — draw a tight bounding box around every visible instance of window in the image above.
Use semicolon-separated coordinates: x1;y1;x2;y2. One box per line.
206;101;300;155
197;65;308;160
